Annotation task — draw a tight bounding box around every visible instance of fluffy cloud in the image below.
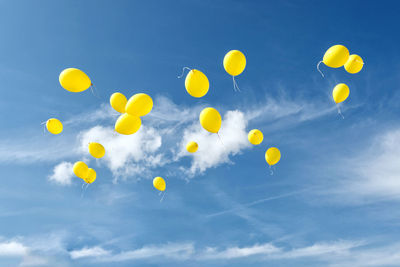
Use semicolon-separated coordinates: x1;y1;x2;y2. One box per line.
177;110;250;175
0;241;29;256
48;162;74;185
78;125;163;181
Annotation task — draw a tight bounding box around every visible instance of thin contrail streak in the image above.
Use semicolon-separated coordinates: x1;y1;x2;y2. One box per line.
206;188;311;218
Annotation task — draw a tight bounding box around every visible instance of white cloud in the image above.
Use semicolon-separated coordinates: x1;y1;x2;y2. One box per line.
78;125;163;181
48;162;74;185
70;246;111;259
68;240;364;264
178;110;250;175
278;240;364;259
331;127;400;202
0;241;29;256
98;243;194;262
200;243;281;259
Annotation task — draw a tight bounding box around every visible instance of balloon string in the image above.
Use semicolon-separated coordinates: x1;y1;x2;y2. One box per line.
217;132;225;148
40;121;46;135
90;84;101;99
177;67;192;78
160;191;166;202
317;61;324;78
81;182;86;199
232;76;241;92
337;104;344;119
269;165;274;176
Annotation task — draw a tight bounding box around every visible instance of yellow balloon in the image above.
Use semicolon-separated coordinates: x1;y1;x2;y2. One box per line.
115;113;141;135
332;83;350;104
125;93;153;117
59;68;91;92
46;118;63;135
185;69;209;98
186;141;198;153
344;54;364;74
84;168;96;184
199;107;222;134
88;142;105;158
265;147;281;166
110;92;127;113
73;161;88;179
248;129;263;145
223;50;246;76
322;45;350;68
153;176;166;191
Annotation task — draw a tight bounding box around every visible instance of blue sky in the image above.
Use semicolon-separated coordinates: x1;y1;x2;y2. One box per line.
1;0;400;266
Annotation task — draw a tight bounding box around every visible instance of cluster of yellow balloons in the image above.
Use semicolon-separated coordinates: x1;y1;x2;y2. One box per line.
318;45;364;76
110;92;153;135
73;161;97;184
317;45;365;115
248;129;281;167
72;143;105;184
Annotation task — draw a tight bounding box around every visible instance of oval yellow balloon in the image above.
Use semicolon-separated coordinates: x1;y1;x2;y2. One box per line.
332;83;350;104
184;69;209;98
344;54;364;74
224;50;246;76
73;161;89;179
265;147;281;166
115;113;141;135
59;68;91;92
153;176;166;191
125;93;153;117
323;45;350;68
186;141;198;153
248;129;263;145
199;107;222;134
84;168;96;184
88;142;105;158
110;92;127;113
46;118;63;135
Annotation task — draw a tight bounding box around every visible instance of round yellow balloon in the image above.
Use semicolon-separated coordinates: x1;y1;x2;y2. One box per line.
223;50;246;76
153;176;166;191
125;93;153;117
84;168;96;184
332;83;350;104
59;68;91;92
73;161;88;179
88;142;105;158
344;54;364;74
186;141;198;153
199;107;222;134
265;147;281;166
46;118;63;135
248;129;263;145
110;92;127;113
323;45;350;68
115;113;141;135
185;69;209;98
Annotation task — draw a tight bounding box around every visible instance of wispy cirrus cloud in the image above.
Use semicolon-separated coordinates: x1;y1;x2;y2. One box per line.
324;126;400;203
